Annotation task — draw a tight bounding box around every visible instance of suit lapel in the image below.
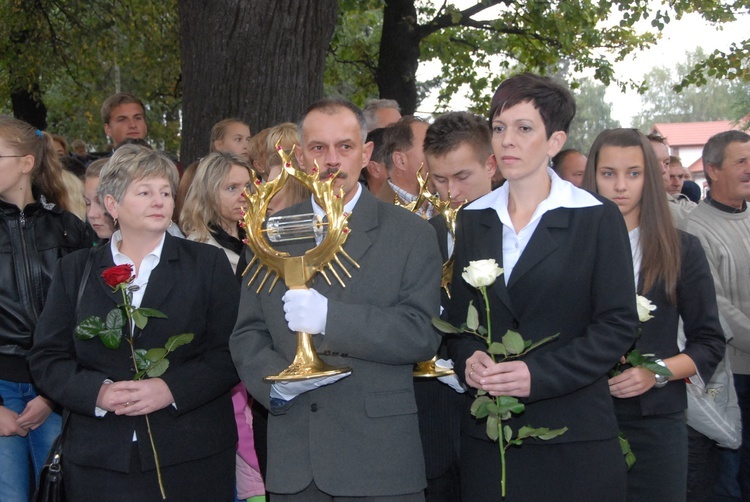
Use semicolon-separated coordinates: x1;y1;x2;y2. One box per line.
506;208;570;290
140;234;178;311
93;246;124;306
311;189;377;294
470;209;514;314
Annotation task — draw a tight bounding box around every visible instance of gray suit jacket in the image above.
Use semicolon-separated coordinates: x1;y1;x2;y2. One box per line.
230;187;442;496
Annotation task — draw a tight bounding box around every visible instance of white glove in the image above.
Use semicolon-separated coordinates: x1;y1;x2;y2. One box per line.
270;372;351;401
282;288;328;334
436;359;466;394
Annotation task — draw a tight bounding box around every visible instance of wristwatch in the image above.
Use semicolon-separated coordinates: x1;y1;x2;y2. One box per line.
652;358;669;388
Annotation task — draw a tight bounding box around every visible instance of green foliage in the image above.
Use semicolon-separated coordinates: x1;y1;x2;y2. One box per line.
327;1;747;115
619;431;637;470
632;47;749;130
0;0;181;153
567;78;622;154
324;0;384;106
133;334;194;379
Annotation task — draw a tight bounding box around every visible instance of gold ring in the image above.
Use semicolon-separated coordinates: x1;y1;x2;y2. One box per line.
471;363;476;370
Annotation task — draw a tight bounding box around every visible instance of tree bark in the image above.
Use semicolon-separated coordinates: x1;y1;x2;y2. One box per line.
178;0;338;165
377;0;421;115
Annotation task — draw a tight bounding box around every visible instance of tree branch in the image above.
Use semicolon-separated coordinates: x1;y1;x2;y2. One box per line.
420;0;512;38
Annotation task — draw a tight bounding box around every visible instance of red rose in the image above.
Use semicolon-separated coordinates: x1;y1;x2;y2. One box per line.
101;264;134;288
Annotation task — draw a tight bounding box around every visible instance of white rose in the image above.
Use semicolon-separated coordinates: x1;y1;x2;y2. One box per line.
636;295;656;323
462;259;504;288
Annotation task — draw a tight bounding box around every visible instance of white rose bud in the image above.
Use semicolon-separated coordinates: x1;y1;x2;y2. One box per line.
462;259;504;288
636;294;656;323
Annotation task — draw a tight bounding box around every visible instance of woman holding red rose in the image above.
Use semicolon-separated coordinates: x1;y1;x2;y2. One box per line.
29;144;240;501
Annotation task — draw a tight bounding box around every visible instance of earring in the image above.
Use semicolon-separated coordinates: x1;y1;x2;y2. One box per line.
113;218;118;227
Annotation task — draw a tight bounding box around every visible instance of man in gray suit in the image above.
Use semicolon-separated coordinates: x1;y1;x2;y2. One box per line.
230;98;442;501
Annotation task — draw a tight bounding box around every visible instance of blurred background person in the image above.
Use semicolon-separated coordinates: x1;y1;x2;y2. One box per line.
0;116;91;502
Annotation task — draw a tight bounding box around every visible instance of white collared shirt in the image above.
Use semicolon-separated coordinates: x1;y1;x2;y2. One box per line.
110;230;166;311
466;168;601;285
311;183;362;245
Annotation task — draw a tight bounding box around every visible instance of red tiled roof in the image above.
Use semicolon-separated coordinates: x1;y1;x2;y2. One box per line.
651;121;741;147
687;157;703;173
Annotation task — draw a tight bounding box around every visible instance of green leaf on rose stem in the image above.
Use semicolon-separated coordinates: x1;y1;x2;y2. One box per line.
503;425;513;443
466;302;479;331
488;342;507;357
524;333;560;354
476;389;487;396
138;308;168;319
75;316;106;339
145;358;169;378
432;318;461;334
524;340;532;349
165;333;195;351
477;326;488;336
471;396;493;418
502;330;525;355
496;395;525;415
641;360;673;377
486;414;499;441
99;328;123;349
534;426;568;440
105;308;125;330
626;349;644;366
145;348;167;362
133;349;150;371
132;310;148;330
517;425;535;440
619;432;636;470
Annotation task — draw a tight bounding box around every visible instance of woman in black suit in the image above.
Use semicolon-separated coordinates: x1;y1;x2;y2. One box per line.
29;145;239;501
446;73;639;501
583;128;724;500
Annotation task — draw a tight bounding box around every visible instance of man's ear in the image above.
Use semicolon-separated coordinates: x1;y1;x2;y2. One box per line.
104;123;112;139
366;160;382;178
705;162;721;184
392;150;407;172
294;148;309;173
484;153;498;178
362;140;374;168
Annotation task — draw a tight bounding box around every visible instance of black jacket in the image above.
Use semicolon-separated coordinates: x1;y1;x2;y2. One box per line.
0;196;91;382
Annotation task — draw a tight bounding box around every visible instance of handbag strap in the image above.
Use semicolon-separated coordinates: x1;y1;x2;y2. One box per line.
59;249;95;439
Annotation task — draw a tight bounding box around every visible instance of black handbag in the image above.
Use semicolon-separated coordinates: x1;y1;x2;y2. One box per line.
33;429;66;502
32;250;94;502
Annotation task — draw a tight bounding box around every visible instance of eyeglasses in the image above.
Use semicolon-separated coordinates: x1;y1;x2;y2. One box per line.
0;155;25;159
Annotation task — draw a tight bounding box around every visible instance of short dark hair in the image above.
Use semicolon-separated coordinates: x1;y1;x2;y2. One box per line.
551;148;583;174
381;116;426;171
489;73;575;138
702;130;750;187
646;133;668;145
366;127;387;164
297;97;367;143
423;111;491;165
101;92;145;124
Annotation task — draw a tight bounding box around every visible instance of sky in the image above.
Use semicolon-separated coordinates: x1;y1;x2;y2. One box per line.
417;3;749;127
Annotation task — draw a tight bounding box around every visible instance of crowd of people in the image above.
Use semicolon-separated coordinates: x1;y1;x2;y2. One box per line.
1;73;748;502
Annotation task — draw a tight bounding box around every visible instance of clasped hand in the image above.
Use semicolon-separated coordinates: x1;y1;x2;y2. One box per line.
282;288;328;334
465;351;531;397
608;361;656;398
96;378;175;416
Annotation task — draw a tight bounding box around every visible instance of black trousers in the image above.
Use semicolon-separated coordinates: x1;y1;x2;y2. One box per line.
63;442;235;501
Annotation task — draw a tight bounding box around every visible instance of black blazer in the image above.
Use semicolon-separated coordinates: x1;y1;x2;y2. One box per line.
29;234;239;472
621;230;725;416
446;197;639;444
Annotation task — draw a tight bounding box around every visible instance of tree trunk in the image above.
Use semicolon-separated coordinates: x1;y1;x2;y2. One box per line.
178;0;338;165
377;0;421;115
